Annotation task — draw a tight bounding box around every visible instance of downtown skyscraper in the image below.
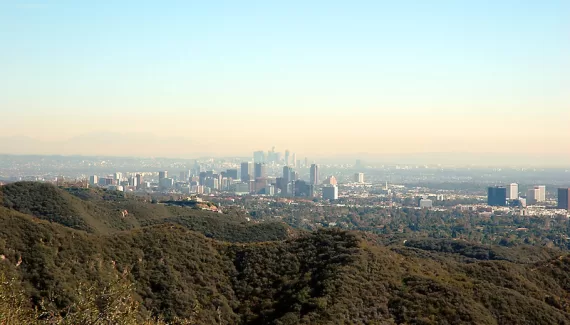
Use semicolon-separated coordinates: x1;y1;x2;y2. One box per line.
310;164;319;185
241;162;252;182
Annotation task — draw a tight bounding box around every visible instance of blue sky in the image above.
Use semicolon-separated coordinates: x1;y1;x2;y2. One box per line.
0;1;569;156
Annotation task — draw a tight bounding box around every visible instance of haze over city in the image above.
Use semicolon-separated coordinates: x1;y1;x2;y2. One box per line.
1;1;569;163
4;2;570;324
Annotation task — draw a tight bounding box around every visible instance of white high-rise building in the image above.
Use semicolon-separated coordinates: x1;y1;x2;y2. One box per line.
535;185;546;202
354;173;364;183
507;183;518;199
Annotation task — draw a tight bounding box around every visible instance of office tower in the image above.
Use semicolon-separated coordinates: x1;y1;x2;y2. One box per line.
199;172;207;186
253;150;266;163
129;176;138;188
282;166;293;194
255;178;269;193
354;173;364;183
114;172;122;182
419;198;433;208
507;183;518;200
233;182;250;194
310;164;319;185
275;177;284;193
304;157;309;168
292;153;297;167
322;185;339;200
296;159;301;169
285;150;290;166
161;178;174;189
89;175;98;186
241;162;252;182
558;188;570;210
527;188;539;205
283;166;293;183
294;180;314;197
535;185;546;202
158;171;167;182
226;169;239;180
136;174;142;189
292;171;299;181
254;163;267;179
488;186;507;206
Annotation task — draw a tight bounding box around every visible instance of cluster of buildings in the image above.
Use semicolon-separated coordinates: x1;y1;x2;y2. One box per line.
88;172;145;192
88;158;366;201
487;183;570;211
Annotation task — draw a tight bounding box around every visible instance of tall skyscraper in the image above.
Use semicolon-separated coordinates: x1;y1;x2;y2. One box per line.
254;163;267;179
488;186;507;206
240;162;252;182
507;183;518;200
136;174;142;189
284;150;290;166
310;164;319;185
354;173;364;183
558;188;570;210
282;166;293;194
292;153;297;167
130;176;138;188
158;171;167;182
283;166;293;184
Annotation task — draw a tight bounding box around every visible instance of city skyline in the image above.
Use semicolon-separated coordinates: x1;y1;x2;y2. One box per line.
1;1;569;159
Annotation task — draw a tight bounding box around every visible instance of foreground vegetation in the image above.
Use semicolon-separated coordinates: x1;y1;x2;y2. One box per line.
2;182;570;324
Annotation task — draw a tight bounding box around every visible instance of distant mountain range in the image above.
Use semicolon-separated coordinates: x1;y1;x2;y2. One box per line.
1;134;568;166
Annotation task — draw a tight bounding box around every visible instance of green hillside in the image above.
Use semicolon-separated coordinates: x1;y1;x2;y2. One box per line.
0;182;290;243
2;182;570;324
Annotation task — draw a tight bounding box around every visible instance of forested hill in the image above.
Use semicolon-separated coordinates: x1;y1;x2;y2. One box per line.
2;182;570;324
0;181;290;242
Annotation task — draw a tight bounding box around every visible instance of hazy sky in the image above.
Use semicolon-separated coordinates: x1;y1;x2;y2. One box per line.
1;0;569;157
